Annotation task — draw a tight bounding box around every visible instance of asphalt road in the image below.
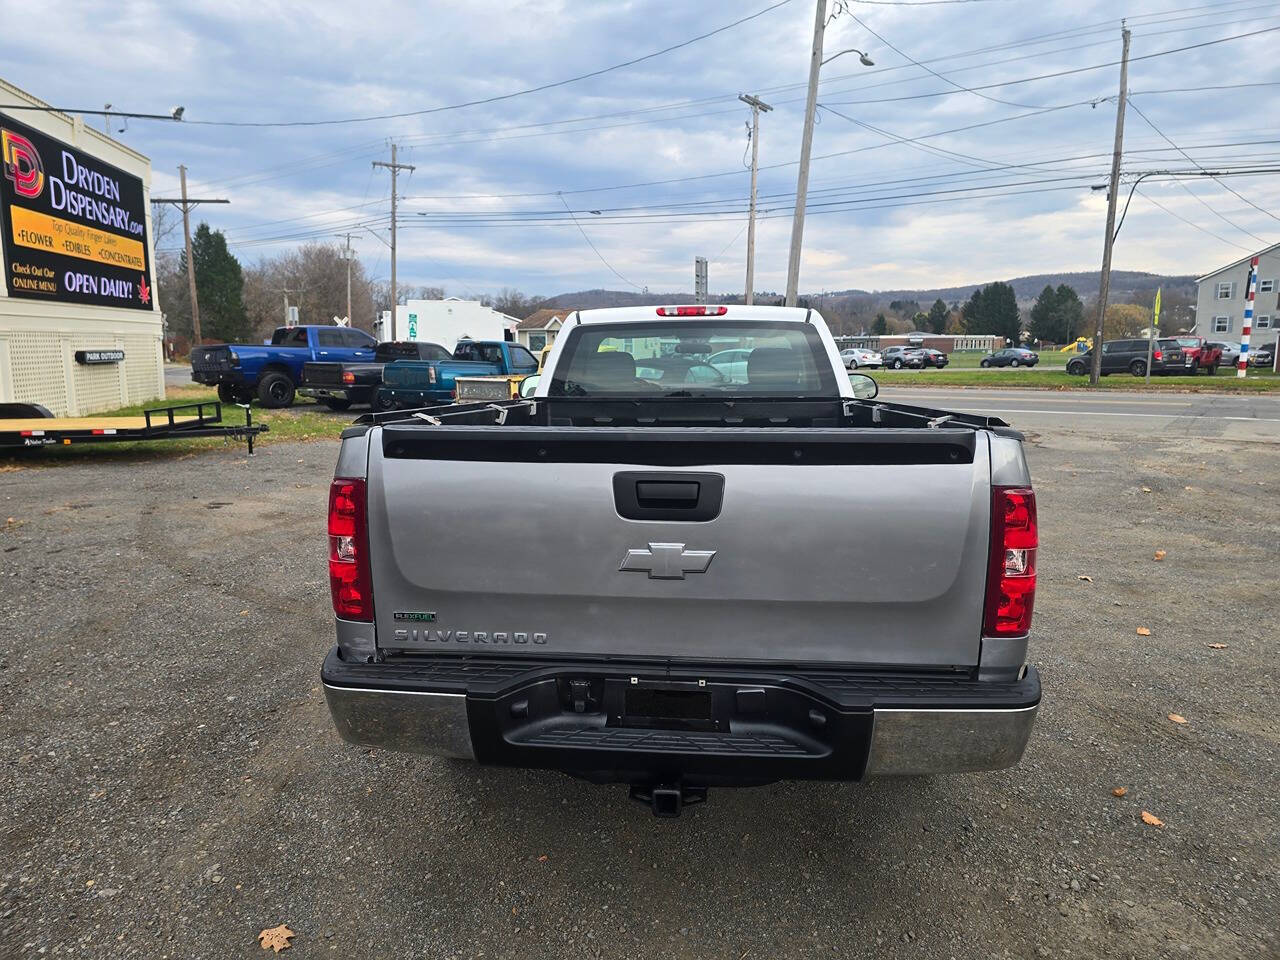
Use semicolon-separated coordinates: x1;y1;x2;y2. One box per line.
878;386;1280;442
2;431;1276;960
163;364;192;389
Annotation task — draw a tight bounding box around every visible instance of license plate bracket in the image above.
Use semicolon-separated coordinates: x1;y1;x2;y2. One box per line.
611;679;719;732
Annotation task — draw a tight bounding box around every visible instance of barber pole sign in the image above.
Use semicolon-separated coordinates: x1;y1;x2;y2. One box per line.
1239;256;1259;377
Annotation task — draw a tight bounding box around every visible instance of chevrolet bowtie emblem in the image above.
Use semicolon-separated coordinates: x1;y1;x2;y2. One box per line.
619;542;716;579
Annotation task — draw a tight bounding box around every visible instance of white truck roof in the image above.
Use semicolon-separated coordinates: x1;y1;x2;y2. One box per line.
570;305;816;325
534;304;854;398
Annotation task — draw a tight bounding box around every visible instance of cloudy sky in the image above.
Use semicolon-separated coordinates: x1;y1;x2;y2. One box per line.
4;0;1279;298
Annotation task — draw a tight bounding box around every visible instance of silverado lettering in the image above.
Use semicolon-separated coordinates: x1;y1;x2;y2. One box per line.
393;629;548;644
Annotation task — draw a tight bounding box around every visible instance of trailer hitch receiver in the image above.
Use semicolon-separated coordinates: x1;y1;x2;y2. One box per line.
629;783;707;818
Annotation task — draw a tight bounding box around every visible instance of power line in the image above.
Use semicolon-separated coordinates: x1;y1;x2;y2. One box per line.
185;0;797;128
819;25;1280;105
555;193;642;289
1127;98;1280;228
1135;189;1255;251
847;12;1046;109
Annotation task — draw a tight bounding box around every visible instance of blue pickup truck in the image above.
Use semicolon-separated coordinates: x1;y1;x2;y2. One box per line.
377;340;540;409
190;325;376;408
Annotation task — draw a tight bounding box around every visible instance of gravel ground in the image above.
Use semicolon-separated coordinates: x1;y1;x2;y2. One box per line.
1;431;1276;960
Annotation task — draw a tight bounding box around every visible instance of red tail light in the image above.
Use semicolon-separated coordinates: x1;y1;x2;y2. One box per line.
342;371;356;384
328;478;373;621
656;305;729;317
1153;349;1162;361
983;486;1037;637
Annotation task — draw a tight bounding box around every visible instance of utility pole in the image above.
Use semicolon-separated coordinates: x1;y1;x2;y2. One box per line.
151;167;228;347
372;143;415;320
694;257;708;304
337;233;355;321
1089;25;1131;386
785;0;828;307
739;94;773;305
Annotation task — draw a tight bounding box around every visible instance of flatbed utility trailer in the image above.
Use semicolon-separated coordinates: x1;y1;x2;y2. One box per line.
0;401;268;454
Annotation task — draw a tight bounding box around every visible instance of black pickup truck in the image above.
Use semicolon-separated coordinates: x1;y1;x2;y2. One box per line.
301;341;453;410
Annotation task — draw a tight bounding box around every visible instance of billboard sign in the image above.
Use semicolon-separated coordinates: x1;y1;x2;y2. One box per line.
0;112;153;310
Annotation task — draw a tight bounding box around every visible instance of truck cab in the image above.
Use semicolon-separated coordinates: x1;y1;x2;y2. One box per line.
190;325;376;408
376;339;540;408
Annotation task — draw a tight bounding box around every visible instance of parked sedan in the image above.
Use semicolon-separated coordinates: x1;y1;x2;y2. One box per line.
1209;341;1241;367
839;347;883;369
917;348;949;369
1249;342;1276;368
981;348;1039;368
881;346;925;369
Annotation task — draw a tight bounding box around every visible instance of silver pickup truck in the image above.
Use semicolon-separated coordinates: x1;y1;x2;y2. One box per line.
321;305;1040;816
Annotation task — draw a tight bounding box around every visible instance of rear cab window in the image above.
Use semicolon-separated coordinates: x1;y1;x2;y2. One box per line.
272;327;310;347
549;320;839;397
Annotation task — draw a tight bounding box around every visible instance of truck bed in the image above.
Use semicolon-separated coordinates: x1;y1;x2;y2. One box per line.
349;396;1017;670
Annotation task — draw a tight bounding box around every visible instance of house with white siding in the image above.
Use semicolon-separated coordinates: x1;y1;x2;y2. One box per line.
1194;241;1280;347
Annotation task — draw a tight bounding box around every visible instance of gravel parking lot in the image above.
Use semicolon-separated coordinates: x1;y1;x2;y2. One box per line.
2;427;1277;959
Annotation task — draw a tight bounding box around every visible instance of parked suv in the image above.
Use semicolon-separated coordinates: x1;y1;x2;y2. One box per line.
982;348;1039;368
1065;338;1183;377
1250;341;1277;368
882;346;924;369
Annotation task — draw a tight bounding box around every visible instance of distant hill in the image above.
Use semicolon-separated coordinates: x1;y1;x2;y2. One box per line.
854;271;1197;306
542;271;1196;311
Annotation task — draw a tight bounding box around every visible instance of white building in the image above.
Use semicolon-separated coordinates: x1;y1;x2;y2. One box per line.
1194;241;1280;347
391;298;519;347
0;79;164;416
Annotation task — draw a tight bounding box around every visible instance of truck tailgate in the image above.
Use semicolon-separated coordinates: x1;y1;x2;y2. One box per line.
367;426;993;668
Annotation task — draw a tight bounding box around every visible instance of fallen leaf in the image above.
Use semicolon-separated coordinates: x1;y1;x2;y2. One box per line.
239;609;249;616
1112;787;1128;797
537;855;548;863
1153;550;1166;561
1141;486;1152;493
1140;810;1165;828
258;925;295;953
1168;714;1188;724
1207;643;1228;650
1077;575;1093;583
1136;627;1151;636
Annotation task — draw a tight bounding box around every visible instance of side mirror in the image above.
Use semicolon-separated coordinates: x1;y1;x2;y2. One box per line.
849;373;879;400
518;374;541;399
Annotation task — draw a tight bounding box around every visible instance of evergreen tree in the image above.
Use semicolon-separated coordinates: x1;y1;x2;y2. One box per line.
1055;284;1084;343
1028;285;1059;343
927;298;948;334
985;281;1022;344
961;288;985;332
961;283;1021;343
872;313;888;336
181;223;250;343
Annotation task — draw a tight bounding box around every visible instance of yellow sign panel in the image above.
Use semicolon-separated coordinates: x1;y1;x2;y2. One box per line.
9;205;146;272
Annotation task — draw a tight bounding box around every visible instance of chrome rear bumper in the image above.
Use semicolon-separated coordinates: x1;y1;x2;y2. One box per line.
322;676;1039;776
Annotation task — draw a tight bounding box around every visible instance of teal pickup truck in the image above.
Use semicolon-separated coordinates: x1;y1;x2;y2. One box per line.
376;340;541;409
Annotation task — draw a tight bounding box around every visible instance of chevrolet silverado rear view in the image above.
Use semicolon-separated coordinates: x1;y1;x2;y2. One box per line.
319;305;1041;816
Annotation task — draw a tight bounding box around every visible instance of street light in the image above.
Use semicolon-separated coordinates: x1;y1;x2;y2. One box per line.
785;0;875;306
821;48;874;67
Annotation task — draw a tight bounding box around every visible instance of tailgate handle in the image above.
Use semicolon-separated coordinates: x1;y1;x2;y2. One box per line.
636;481;700;506
614;472;724;522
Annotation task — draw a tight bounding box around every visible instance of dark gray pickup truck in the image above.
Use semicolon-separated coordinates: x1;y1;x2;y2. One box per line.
301;340;453;410
320;305;1041;816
